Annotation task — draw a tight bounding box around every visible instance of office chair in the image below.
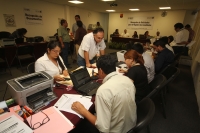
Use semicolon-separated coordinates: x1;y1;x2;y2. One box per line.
13;44;36;72
0;31;11;39
27;62;35;74
127;98;155;133
34;36;44;42
146;74;167;118
0;48;12;75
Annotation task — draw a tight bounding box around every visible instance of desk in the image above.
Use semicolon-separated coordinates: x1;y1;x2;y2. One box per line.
0;42;48;66
112;37;150;44
42;84;95;126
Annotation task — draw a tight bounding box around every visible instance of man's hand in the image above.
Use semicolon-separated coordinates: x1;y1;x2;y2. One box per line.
71;101;87;116
54;75;65;81
86;63;91;68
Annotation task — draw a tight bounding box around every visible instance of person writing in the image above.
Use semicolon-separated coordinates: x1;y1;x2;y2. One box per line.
9;28;27;39
77;28;106;67
35;41;69;81
119;50;149;103
71;54;136;133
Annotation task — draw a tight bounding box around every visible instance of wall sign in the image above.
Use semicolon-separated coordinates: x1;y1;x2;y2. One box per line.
24;8;43;25
3;14;16;27
127;16;154;30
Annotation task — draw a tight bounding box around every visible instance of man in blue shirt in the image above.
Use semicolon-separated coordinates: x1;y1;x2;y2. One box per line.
153;40;174;74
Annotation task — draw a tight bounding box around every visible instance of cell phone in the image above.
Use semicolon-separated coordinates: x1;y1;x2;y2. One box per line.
64;78;70;81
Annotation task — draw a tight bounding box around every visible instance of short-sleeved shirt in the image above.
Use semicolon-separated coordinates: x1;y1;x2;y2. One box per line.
35;53;67;77
171;28;189;46
78;32;106;60
142;52;155;83
121;32;130;38
126;65;150;102
95;72;136;133
58;26;70;42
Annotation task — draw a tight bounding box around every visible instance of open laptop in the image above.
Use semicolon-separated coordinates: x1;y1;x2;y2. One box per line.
69;68;101;96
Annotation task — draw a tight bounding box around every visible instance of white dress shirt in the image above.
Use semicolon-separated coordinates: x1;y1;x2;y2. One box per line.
78;32;106;60
171;28;189;46
142;52;155;83
121;32;130;38
95;72;136;133
35;53;67;77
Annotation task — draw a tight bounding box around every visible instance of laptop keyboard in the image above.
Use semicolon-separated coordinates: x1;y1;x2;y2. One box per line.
78;81;100;95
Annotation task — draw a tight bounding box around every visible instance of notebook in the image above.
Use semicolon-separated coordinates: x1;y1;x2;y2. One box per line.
69;68;101;96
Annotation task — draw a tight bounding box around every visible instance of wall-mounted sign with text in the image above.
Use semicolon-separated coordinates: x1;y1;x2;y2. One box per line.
24;8;43;25
127;17;154;30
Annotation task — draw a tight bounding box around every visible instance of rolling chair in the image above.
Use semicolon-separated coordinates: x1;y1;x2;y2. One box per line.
0;48;12;75
27;62;35;74
146;74;167;118
127;98;155;133
12;44;36;72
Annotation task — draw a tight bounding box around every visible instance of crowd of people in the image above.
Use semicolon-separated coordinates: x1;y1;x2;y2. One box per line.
8;17;195;132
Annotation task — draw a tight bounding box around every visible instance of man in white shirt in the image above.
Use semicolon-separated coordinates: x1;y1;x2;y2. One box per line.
171;23;189;55
71;54;136;133
77;28;106;67
132;43;155;83
121;29;130;38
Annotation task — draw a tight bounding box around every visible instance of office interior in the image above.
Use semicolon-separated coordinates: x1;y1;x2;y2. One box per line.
1;0;200;133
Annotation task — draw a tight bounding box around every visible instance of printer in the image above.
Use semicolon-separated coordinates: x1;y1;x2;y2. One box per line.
117;50;127;62
7;71;57;111
47;36;57;41
0;39;15;46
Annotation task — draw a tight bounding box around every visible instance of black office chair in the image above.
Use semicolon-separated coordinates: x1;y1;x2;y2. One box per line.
12;45;36;72
146;74;167;118
127;98;155;133
27;62;35;74
0;48;12;75
0;31;11;39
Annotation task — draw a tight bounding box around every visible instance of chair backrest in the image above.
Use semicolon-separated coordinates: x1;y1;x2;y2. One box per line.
17;45;34;56
0;31;11;39
159;65;180;85
127;98;155;133
27;62;35;74
146;74;166;98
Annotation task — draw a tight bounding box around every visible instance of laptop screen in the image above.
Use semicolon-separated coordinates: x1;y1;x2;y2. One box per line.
69;68;91;89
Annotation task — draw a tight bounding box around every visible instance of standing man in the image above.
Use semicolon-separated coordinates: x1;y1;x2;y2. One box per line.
71;54;136;133
58;19;71;68
73;21;87;62
72;15;86;37
77;28;106;67
185;24;195;43
170;23;189;55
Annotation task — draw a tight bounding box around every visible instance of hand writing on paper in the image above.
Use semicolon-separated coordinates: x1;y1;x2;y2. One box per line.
54;75;65;81
71;101;87;116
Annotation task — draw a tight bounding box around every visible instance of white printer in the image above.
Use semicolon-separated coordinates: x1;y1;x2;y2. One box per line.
117;50;127;62
7;71;56;111
0;39;15;46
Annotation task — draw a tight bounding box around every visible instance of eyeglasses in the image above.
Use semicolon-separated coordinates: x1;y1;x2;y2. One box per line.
51;49;61;54
30;110;50;130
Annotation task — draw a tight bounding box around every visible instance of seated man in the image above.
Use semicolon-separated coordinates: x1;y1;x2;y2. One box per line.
132;43;155;83
153;40;174;74
71;54;136;133
121;29;130;37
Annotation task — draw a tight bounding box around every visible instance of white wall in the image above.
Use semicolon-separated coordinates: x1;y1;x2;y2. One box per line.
108;10;186;41
183;10;198;28
0;0;65;40
0;1;109;40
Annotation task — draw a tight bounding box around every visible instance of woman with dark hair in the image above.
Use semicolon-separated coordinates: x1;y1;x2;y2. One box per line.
113;29;120;36
10;28;27;38
35;41;68;81
119;50;149;103
132;31;138;38
144;31;150;39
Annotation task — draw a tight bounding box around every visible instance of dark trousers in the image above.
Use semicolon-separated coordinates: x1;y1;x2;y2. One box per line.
61;42;70;66
172;46;188;56
77;54;95;67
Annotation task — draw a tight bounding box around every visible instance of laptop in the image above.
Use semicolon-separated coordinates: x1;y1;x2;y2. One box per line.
69;68;101;96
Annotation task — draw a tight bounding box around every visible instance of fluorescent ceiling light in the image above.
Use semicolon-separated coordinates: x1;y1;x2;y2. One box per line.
68;1;84;4
106;10;115;12
159;7;171;9
102;0;115;1
129;9;139;11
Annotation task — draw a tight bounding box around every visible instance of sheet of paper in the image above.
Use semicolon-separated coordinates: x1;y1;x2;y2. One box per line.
0;115;33;133
54;94;92;118
87;68;98;76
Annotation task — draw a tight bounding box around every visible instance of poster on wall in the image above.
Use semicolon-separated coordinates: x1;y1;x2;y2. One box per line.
24;8;43;25
3;14;16;27
127;17;154;30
